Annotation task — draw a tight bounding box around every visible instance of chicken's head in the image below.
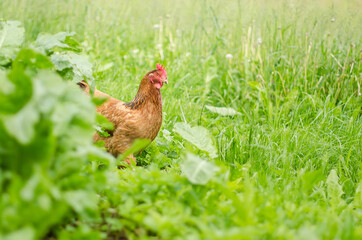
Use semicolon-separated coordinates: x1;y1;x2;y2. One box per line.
148;63;168;90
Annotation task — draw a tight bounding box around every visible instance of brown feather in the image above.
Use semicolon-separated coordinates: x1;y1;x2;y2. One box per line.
78;69;166;161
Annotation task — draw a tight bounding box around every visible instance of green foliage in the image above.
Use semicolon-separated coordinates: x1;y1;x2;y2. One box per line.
0;31;114;239
327;169;345;208
95;113;114;138
205;105;241;116
0;66;32;114
51;51;93;82
32;31;94;85
174;122;218;158
32;32;81;54
1;0;362;239
181;153;220;185
118;138;151;163
0;20;24;66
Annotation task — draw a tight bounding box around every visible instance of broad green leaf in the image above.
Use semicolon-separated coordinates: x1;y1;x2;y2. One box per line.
95;113;114;137
92;96;108;106
97;62;114;72
173;122;218;158
326;169;344;207
205;105;241;116
0;69;15;94
32;32;81;54
96;113;114;130
181;153;219;185
0;20;24;65
2;102;39;144
118;139;151;161
0;48;55;114
51;101;80;136
51;51;93;82
0;40;108;239
20;173;39;201
32;70;66;113
64;190;98;213
4;227;35;240
1;69;69;144
353;181;362;208
297;226;319;240
0;21;24;47
14;49;53;69
247;81;262;90
302;169;324;194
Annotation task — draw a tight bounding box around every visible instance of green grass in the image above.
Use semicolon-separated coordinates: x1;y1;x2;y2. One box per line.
1;0;362;239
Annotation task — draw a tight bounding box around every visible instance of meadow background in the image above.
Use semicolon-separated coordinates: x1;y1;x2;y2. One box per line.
1;0;361;239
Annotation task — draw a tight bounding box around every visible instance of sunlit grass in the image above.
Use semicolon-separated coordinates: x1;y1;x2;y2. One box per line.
1;0;361;238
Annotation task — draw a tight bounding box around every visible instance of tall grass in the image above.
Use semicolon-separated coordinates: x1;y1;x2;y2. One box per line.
1;0;361;238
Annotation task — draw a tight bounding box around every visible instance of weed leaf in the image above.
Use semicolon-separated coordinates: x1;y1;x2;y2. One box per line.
32;32;81;53
353;181;362;209
181;153;219;185
174;122;218;158
97;62;114;73
0;65;32;114
64;190;98;213
118;139;151;161
51;51;93;82
3;227;35;240
326;169;344;208
205;105;241;116
0;20;24;65
2;103;39;144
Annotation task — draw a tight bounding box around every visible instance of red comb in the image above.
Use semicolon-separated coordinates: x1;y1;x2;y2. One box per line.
156;63;167;77
157;63;165;71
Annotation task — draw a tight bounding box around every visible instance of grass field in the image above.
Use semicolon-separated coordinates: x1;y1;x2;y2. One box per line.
1;0;362;239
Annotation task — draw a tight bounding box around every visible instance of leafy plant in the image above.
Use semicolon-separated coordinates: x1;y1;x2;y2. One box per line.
0;26;113;239
1;0;362;238
173;122;218;158
181;153;220;185
0;20;24;66
205;105;241;116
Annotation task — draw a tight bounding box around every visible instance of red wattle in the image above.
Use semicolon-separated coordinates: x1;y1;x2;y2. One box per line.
155;82;163;89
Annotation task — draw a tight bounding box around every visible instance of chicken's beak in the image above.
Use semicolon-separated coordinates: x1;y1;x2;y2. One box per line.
162;79;168;85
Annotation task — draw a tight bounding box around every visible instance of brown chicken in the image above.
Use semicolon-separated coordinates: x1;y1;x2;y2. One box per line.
78;64;168;164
